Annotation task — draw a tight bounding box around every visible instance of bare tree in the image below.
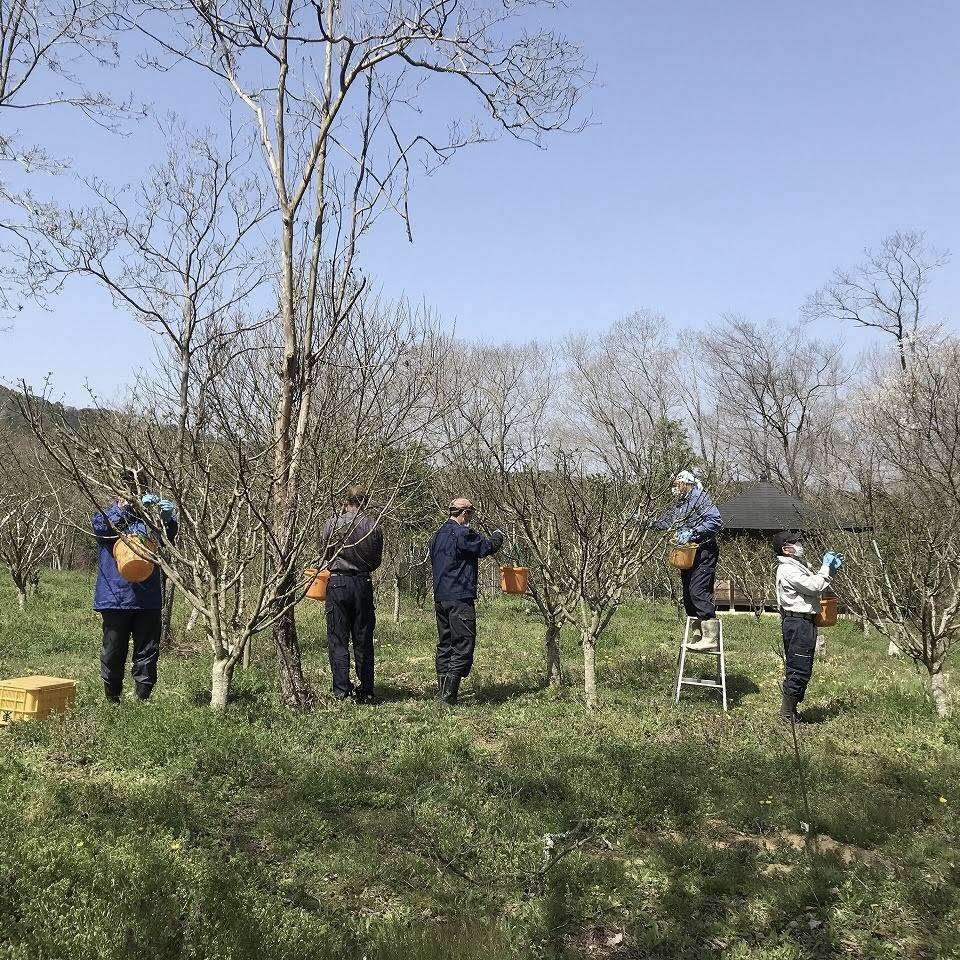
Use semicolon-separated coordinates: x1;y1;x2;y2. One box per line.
693;315;848;497
20;294;454;710
803;231;949;372
19;124;273;644
446;341;575;687
0;0;126;314
561;322;692;706
126;0;590;708
830;484;960;718
823;337;960;716
715;536;761;618
0;426;56;608
446;320;686;707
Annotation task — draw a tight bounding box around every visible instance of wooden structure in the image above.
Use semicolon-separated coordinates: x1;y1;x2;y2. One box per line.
714;476;823;612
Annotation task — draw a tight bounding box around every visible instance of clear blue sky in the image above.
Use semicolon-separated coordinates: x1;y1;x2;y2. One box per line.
2;0;958;403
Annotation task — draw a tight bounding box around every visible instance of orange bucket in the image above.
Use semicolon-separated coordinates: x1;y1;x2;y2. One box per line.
667;543;698;570
816;596;838;628
305;569;331;601
500;566;529;595
113;537;157;583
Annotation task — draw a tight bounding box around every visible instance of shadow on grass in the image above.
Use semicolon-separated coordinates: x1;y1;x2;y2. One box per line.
370;683;429;704
674;672;760;709
797;702;846;724
470;679;543;705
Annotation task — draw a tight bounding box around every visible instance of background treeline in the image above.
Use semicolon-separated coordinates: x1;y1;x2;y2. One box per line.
2;228;958;718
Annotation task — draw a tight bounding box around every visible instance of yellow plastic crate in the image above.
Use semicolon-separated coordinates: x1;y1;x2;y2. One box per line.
0;676;77;725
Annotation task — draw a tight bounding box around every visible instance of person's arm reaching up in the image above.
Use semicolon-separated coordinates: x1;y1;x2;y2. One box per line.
785;563;831;600
458;526;504;558
91;504;128;547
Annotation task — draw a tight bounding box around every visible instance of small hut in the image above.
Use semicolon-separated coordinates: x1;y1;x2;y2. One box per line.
718;475;818;535
713;475;822;611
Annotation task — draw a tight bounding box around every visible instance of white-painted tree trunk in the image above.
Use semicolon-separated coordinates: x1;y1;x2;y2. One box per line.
210;658;235;712
931;670;951;718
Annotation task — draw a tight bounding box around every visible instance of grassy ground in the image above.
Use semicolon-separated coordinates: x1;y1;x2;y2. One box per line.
0;570;959;960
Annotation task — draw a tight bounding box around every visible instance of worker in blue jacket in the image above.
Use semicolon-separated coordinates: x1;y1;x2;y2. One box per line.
428;498;505;705
92;475;178;702
655;470;724;651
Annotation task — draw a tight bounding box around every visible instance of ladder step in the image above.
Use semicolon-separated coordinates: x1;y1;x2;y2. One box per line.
679;679;723;689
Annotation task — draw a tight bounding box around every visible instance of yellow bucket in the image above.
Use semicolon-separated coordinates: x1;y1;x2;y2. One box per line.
113;537;158;583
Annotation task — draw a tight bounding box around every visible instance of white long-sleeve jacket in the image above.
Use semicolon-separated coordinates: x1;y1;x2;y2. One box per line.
775;556;832;614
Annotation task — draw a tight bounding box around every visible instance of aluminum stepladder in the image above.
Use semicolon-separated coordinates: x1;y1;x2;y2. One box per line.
674;616;728;711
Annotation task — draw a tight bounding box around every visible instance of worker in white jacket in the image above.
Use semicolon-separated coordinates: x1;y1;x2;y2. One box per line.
773;531;844;722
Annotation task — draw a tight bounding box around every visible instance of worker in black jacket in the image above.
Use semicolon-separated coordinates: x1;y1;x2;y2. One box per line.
321;487;384;703
429;498;505;705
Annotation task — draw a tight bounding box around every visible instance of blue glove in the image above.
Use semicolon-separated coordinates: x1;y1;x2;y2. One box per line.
676;528;694;545
823;551;844;572
141;493;160;508
158;499;176;517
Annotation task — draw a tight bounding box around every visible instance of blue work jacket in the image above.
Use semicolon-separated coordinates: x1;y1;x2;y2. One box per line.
92;503;178;611
656;487;723;543
429;519;504;603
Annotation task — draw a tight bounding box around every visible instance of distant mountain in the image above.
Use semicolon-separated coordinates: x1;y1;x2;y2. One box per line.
0;383;92;432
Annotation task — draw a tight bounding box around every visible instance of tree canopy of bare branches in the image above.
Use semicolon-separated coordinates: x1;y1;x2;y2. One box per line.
692;315;848;498
804;231;949;371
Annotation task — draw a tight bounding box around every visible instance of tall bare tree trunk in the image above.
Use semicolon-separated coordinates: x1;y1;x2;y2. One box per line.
393;575;401;624
16;588;26;611
271;213;312;710
545;622;564;687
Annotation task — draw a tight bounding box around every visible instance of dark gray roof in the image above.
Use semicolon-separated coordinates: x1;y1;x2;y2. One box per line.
718;480;817;532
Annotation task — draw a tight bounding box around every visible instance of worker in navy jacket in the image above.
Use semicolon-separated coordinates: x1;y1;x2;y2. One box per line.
428;498;504;705
655;470;724;651
92;482;178;702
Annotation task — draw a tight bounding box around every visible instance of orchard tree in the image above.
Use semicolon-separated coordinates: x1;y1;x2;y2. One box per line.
126;0;590;708
804;231;948;372
20;125;273;645
21;294;454;711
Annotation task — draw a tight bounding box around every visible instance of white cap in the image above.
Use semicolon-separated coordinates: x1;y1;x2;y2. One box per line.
675;470;697;485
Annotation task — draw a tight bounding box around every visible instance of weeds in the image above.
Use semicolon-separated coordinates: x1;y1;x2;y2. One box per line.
0;573;959;958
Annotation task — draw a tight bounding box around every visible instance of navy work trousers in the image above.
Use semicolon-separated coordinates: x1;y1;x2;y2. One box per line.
435;600;477;679
681;537;718;620
782;613;817;701
100;609;161;698
326;574;376;697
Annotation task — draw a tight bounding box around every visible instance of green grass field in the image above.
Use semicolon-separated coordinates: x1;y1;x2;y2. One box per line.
1;570;958;959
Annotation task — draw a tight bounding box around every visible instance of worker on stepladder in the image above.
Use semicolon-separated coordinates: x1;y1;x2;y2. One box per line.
656;470;724;651
429;498;505;706
320;486;384;704
773;531;843;722
92;471;178;703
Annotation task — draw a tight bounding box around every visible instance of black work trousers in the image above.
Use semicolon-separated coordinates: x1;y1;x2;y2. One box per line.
435;600;477;679
325;574;376;697
681;537;718;620
782;613;817;701
100;609;162;698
